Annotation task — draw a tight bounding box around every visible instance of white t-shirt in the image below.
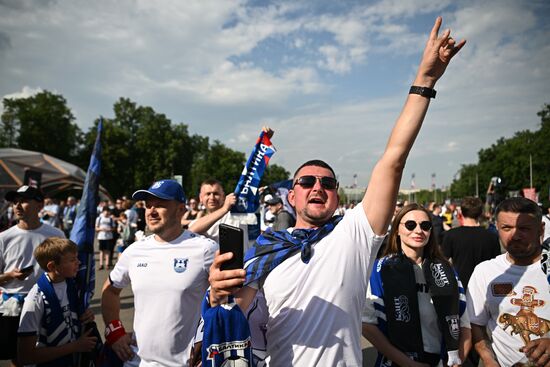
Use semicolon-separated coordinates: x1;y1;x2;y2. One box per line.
467;254;550;366
363;262;470;354
18;277;79;348
257;205;385;366
199;212;255;252
0;224;65;295
96;214;114;240
109;231;217;367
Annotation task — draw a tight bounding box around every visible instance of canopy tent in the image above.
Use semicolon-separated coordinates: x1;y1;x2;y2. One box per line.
0;148;110;200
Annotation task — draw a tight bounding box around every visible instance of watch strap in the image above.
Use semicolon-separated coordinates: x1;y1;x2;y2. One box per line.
409;86;437;99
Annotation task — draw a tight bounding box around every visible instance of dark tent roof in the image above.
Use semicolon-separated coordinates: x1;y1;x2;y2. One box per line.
0;148;110;200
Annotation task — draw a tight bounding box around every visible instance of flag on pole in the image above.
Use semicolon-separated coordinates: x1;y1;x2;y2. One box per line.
71;119;102;312
232;131;276;213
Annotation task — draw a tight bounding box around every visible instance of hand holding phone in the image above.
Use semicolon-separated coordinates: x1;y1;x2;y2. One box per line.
219;224;244;271
20;265;34;274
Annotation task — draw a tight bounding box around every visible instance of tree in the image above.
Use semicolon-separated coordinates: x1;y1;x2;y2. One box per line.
189;140;246;196
0;91;82;162
81;98;197;199
450;103;550;201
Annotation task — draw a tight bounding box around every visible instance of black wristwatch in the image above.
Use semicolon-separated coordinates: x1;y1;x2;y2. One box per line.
409;86;437;99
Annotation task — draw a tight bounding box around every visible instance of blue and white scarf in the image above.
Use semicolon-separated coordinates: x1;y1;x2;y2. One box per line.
36;273;80;367
201;293;253;367
244;215;342;285
232;131;276;214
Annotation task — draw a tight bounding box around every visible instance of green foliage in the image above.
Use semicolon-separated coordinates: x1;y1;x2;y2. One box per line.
1;93;292;199
189;140;246;196
0;91;83;162
450;103;550;201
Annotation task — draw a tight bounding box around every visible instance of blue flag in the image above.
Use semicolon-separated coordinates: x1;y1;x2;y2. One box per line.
71;119;102;312
232;131;276;213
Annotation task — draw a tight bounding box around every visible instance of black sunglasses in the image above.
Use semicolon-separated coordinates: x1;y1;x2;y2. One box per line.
401;220;432;231
294;175;339;190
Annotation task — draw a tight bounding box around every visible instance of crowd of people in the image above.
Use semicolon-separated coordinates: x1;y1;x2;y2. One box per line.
1;16;549;367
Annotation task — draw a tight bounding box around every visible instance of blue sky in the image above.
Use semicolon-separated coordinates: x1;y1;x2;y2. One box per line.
1;0;549;190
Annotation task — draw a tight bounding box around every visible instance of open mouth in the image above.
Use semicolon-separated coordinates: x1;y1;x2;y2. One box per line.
308;197;325;204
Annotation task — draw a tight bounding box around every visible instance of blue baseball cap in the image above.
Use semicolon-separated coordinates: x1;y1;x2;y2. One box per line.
132;179;186;203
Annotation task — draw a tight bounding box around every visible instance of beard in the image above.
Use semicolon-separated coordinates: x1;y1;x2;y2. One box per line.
507;241;541;262
147;216;178;236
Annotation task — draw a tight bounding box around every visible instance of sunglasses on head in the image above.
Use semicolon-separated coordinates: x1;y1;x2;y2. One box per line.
294;175;339;190
401;220;432;231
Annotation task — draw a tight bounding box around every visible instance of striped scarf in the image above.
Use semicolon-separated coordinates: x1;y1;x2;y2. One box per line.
36;273;80;367
244;216;342;285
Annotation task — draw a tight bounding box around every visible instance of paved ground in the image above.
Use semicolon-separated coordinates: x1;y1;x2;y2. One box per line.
1;251;378;366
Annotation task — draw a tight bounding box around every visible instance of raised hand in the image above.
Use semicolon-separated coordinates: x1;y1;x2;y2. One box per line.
415;17;466;87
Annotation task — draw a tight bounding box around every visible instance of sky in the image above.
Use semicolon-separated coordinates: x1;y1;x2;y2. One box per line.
1;0;549;190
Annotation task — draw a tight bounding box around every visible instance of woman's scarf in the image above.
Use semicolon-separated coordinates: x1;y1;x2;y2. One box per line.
371;254;462;366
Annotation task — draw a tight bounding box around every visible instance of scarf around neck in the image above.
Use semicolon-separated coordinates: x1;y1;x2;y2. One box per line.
378;253;460;366
244;215;342;285
36;273;80;367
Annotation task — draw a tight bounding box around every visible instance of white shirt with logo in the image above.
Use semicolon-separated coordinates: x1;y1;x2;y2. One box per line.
467;254;550;366
109;231;217;367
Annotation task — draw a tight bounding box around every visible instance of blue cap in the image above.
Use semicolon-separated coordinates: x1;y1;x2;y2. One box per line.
132;179;186;203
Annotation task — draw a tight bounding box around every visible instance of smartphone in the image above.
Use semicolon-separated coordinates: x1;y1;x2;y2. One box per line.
219;224;244;271
20;265;34;273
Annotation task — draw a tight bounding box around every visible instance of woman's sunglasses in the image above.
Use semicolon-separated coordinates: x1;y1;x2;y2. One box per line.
294;175;339;190
401;220;432;231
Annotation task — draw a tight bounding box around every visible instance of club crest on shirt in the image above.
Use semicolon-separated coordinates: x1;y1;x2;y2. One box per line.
173;258;189;273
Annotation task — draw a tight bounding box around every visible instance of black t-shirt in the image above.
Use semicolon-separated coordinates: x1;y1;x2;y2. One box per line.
442;226;501;288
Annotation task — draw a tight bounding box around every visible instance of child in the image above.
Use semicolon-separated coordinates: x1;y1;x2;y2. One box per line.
17;237;97;366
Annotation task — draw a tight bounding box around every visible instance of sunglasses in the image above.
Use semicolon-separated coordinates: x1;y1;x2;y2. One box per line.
294;175;339;190
401;220;432;231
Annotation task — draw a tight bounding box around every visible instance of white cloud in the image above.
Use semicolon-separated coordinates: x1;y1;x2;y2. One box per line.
1;86;43;111
0;0;548;189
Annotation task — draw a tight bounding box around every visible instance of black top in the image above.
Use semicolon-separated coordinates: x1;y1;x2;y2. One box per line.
442;226;501;289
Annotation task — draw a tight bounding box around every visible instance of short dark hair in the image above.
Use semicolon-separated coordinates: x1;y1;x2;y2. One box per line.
496;197;542;222
461;197;483;219
293;160;336;179
200;178;223;188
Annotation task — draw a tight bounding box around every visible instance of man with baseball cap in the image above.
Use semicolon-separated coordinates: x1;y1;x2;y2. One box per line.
101;179;218;366
265;195;295;231
0;185;65;366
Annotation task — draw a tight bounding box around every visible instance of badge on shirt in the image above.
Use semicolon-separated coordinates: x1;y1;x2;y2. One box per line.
174;258;189;273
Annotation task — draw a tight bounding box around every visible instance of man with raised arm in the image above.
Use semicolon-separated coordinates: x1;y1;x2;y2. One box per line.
208;17;465;366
